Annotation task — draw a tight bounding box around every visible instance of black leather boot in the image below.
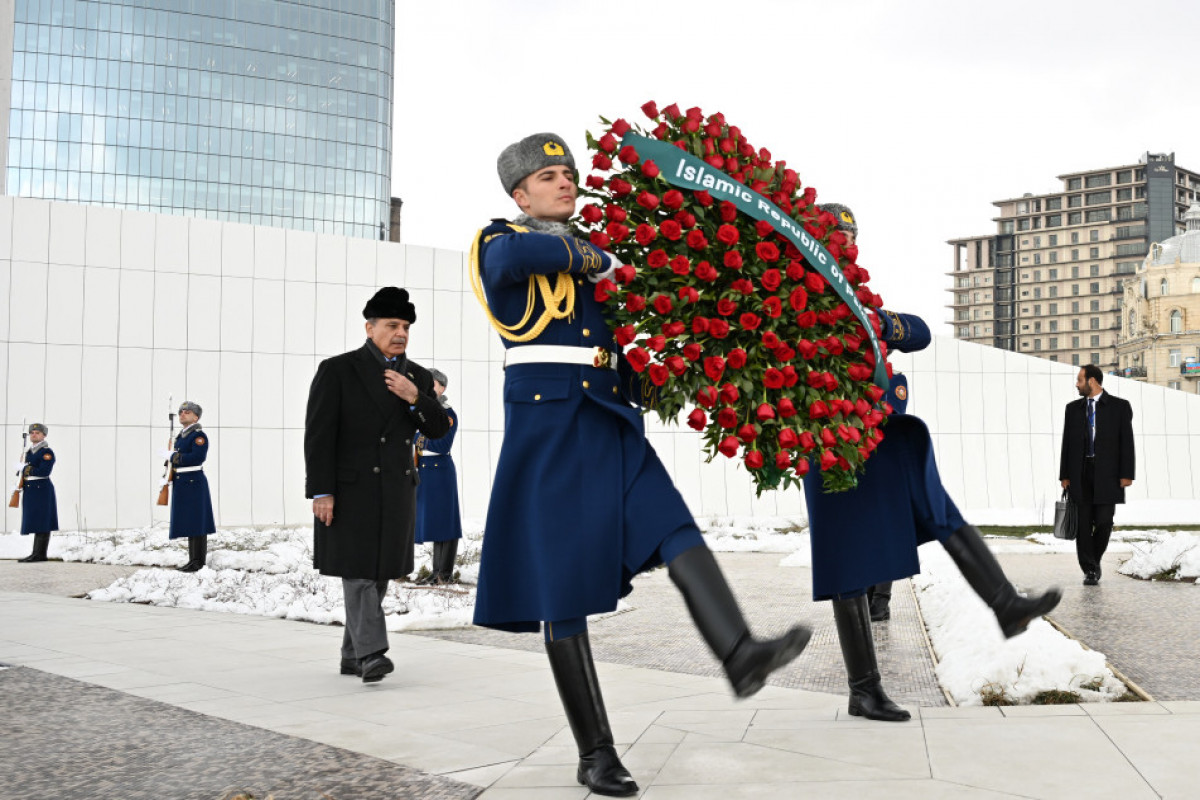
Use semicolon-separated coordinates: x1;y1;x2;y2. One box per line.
432;539;459;583
868;581;893;621
833;595;911;721
18;533;50;562
178;537;205;572
942;524;1061;638
667;545;812;698
545;632;638;797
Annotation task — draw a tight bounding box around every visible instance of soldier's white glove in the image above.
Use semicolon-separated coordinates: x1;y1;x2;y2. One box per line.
587;256;622;284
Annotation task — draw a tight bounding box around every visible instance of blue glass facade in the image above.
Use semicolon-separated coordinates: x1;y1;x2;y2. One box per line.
5;0;394;239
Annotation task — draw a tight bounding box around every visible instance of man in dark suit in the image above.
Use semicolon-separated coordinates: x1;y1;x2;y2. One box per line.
305;287;449;682
1060;364;1135;585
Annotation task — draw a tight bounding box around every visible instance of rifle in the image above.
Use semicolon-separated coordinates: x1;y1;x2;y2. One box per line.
8;418;28;509
156;396;176;506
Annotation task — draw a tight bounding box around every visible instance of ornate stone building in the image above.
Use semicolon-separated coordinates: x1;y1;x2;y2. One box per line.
1117;204;1200;392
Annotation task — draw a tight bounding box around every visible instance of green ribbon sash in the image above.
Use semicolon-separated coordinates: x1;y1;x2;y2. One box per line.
621;132;888;389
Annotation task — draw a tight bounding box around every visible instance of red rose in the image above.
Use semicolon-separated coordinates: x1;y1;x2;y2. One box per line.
777;428;799;449
695;190;714;207
598;132;617;153
719;138;735;154
605;204;628;223
796;309;818;328
820;450;838;471
626;347;650;372
805;271;826;293
614;325;635;347
653;295;673;315
843;334;863;352
647;249;669;269
798;431;816;451
723;251;743;269
662;102;681;119
775;451;793;470
695;261;718;281
593;278;617;303
847;363;871;381
761;269;782;291
775;345;796;361
754;220;775;237
794;457;810;477
697;386;718;408
763;368;784;389
589;231;610;249
756;402;775;421
615;264;636;285
692;317;710;334
618;145;639;164
687;408;707;431
806;370;826;389
755;242;780;262
866;385;885;402
585;175;605;189
737;423;758;443
704;356;726;381
636;192;660;211
677;286;699;304
610;177;632;197
662;320;686;337
634;224;657;246
642;160;660;178
581;204;603;224
716;225;740;246
718;436;740;458
660;220;683;241
837;424;853;443
716;298;737;316
705;155;726;169
625;294;646;312
809;400;830;419
786;260;805;281
782;365;798;387
778;398;797;418
825;337;844;356
653;122;669;140
797;338;818;358
719;202;738;222
789;287;809;312
683;342;702;361
762;296;782;318
708;319;730;338
717;407;738;429
739;313;762;331
730;279;753;295
719;383;739;405
591;152;612;170
670;255;691;276
641;100;659;118
646;335;666;352
663;355;685;376
611;118;631;136
662;190;684;210
605;222;629;243
686;229;709;249
762;331;781;349
674;210;696;228
744;450;764;470
727;348;748;369
648;363;669;386
820;428;837;447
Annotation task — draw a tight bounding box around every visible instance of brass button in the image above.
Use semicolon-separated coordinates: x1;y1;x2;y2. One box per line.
583;380;590;389
577;279;583;285
372;467;380;474
534;393;541;401
612;386;618;394
583;328;591;337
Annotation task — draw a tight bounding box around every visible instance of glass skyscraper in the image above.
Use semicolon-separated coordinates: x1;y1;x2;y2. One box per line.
2;0;394;239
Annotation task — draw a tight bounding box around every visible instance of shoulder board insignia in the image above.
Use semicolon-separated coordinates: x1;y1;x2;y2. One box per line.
44;452;53;460
195;437;206;446
894;386;907;401
449;417;454;427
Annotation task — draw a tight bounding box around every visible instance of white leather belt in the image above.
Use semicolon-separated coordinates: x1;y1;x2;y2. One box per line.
175;465;204;473
420;451;443;457
24;475;47;481
504;345;617;370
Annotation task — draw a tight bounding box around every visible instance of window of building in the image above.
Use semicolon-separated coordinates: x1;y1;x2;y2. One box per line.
1116;261;1138;275
1091;353;1101;365
1050;355;1059;362
1086;209;1111;223
1116;187;1133;201
1033;236;1041;247
1071;265;1080;278
1090;282;1100;294
1049;268;1058;279
1050;320;1058;332
1070;232;1080;245
1068;178;1082;190
1090;264;1100;277
1090;317;1099;329
1116;169;1132;184
1170;348;1182;367
1069;212;1083;225
1171;309;1183;333
1085;174;1112;188
1032;305;1041;314
1090;335;1100;347
1034;321;1042;332
1046;214;1061;227
1072;319;1080;331
1048;286;1057;298
1048;303;1057;314
1071;353;1080;366
1089;247;1100;259
1128;310;1135;330
1193;276;1200;293
1085;190;1111;205
1033;270;1041;281
1161;278;1169;295
1050;337;1059;349
1033;339;1040;350
1071;249;1080;261
1072;284;1080;296
1089;230;1099;242
1017;219;1031;231
1168;380;1181;391
1033;287;1042;299
1033;254;1041;265
958;325;969;337
1072;336;1080;348
1071;301;1080;313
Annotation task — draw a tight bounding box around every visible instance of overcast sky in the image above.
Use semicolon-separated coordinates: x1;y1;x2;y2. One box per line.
393;0;1200;332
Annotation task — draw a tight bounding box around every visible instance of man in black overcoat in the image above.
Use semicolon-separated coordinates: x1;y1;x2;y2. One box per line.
1060;364;1135;585
305;287;450;682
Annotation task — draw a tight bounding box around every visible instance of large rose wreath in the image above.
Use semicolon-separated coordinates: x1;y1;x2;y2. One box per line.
576;101;893;493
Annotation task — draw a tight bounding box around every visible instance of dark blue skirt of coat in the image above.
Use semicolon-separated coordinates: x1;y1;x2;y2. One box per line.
803;414;965;601
21;480;58;534
169;471;216;539
414;453;462;543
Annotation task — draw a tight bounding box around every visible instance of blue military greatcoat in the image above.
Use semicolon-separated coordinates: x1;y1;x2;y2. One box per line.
804;311;965;600
20;443;59;535
169;424;216;539
414;406;462;544
471;219;698;632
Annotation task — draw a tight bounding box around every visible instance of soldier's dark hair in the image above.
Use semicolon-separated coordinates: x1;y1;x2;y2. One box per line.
1082;364;1104;385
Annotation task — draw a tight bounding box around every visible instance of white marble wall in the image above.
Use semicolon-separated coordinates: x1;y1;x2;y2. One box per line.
3;196;1198;531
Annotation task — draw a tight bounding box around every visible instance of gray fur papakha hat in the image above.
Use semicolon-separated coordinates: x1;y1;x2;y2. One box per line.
821;203;858;237
29;422;47;435
178;401;203;418
429;368;448;388
498;133;575;196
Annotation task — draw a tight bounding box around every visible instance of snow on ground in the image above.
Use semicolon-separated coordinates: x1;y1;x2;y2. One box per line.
1115;530;1200;581
914;545;1126;705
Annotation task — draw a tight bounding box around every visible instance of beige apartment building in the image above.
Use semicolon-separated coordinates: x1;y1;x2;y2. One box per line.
1116;204;1200;393
947;152;1200;374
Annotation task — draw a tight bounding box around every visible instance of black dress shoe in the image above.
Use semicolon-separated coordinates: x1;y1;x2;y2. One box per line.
1083;573;1099;586
359;652;394;683
340;658;361;676
577;744;639;797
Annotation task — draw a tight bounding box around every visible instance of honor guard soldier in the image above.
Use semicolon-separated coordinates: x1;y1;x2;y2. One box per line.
804;204;1062;723
470;132;811;796
169;401;216;571
17;423;58;562
413;368;463;585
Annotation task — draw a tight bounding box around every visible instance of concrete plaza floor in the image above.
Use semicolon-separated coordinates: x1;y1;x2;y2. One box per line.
2;553;1198;799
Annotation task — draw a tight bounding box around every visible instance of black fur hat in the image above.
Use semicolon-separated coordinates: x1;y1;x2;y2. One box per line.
363;287;416;322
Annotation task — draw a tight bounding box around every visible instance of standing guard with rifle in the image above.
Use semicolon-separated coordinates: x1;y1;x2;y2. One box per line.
14;423;58;563
168;401;215;571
